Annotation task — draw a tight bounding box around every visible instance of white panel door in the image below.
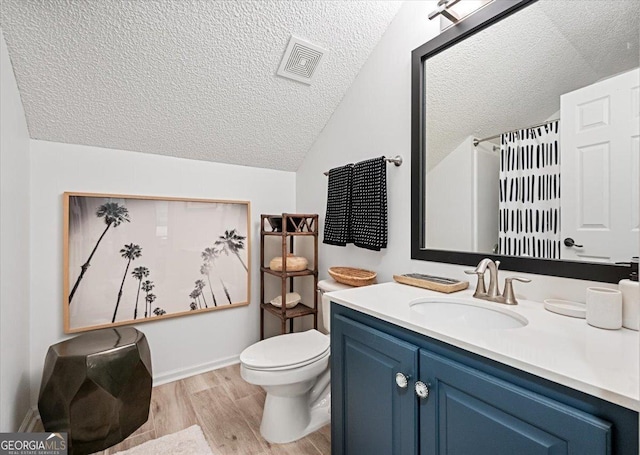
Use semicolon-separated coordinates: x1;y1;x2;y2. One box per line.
561;68;639;263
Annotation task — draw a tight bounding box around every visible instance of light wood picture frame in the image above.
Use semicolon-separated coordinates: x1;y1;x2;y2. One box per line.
63;192;251;333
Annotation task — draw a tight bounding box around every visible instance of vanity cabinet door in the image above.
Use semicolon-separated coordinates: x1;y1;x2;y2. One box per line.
332;314;419;455
418;350;612;455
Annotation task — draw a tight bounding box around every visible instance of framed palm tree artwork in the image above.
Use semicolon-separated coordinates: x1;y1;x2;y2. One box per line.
63;192;251;333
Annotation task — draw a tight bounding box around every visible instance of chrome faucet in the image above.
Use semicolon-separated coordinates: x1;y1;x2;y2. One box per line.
465;258;530;305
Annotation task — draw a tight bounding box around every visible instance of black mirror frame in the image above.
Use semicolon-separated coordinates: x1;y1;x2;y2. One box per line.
410;0;631;283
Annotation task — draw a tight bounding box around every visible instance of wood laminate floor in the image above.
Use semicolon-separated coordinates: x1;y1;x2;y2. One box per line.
34;363;330;455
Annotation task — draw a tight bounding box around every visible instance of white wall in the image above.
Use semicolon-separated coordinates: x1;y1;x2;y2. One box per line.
423;134;500;254
29;140;296;403
474;141;500;253
0;30;32;431
296;0;627;306
427;136;474;251
425;136;500;254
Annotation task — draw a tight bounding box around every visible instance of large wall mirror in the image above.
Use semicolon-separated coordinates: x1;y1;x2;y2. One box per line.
411;0;639;282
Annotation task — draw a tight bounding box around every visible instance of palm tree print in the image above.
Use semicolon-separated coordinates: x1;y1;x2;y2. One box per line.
189;289;202;309
203;247;232;304
195;279;208;308
215;229;248;272
145;292;156;316
131;266;149;319
199;262;218;307
153;307;166;316
141;280;154;317
69;201;130;304
112;243;142;323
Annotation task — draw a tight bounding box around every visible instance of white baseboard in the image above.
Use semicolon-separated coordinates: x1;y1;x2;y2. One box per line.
18;406;39;432
18;359;239;431
152;355;240;387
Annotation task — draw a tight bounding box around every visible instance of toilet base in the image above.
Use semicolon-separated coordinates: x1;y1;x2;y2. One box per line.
260;389;330;444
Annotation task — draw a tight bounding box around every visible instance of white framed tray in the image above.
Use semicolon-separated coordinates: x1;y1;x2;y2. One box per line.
270;292;301;309
544;299;586;319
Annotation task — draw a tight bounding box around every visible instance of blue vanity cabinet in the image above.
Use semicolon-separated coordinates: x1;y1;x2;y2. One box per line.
419;350;611;455
332;304;638;455
332;313;419;455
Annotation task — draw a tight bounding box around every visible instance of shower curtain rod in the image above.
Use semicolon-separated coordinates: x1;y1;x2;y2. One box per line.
473;118;560;147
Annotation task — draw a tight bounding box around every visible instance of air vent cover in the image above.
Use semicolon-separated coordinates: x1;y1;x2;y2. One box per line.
277;36;326;85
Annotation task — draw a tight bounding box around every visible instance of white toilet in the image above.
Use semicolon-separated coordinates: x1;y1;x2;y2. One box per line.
240;279;352;444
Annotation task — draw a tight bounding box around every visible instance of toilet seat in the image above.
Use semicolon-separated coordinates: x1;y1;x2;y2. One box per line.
240;329;329;371
243;349;330;372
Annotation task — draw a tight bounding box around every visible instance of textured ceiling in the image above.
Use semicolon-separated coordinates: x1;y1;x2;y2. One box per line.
426;0;640;170
0;1;402;171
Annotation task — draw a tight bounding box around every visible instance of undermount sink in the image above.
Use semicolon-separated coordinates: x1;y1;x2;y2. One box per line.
409;297;528;330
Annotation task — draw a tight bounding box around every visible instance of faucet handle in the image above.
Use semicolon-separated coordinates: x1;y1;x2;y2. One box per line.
502;276;531;305
505;276;531;284
465;269;487;297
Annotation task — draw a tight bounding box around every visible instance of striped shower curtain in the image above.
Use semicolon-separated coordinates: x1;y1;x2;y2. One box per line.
498;121;560;259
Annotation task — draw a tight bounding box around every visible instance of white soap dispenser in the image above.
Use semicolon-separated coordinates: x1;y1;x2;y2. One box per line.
620;257;639;331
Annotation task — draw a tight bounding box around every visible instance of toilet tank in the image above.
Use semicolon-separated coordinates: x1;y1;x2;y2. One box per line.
318;279;353;333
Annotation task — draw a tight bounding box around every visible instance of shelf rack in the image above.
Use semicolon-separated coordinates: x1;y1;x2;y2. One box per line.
260;213;318;339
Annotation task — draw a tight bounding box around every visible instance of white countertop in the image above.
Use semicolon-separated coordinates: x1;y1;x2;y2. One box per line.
326;282;639;411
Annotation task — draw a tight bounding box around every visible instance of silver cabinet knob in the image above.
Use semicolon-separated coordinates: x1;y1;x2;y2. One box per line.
415;381;429;400
395;372;410;389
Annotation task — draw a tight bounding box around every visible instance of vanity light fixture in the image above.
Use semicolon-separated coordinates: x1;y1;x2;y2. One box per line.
429;0;494;30
428;0;463;23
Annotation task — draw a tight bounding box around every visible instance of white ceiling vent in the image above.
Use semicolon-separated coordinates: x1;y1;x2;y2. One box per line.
277;36;326;85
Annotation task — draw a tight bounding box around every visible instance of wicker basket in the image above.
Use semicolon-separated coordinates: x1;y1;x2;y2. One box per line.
328;267;377;287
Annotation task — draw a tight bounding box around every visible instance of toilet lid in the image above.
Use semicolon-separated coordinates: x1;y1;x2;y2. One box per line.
240;329;330;370
318;279;353;293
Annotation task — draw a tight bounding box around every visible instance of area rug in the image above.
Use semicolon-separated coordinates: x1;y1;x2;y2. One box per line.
112;425;216;455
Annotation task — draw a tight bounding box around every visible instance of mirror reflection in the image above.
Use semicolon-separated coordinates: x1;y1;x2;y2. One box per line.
424;0;639;264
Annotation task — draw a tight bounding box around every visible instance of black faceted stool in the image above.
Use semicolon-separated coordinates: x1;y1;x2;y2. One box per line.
38;327;152;455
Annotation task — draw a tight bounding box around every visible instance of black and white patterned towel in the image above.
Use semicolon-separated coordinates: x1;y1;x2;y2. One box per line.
323;164;354;246
351;157;388;251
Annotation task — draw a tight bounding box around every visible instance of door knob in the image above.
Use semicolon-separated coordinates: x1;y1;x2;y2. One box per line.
415;381;429;400
563;238;583;248
395;372;410;389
